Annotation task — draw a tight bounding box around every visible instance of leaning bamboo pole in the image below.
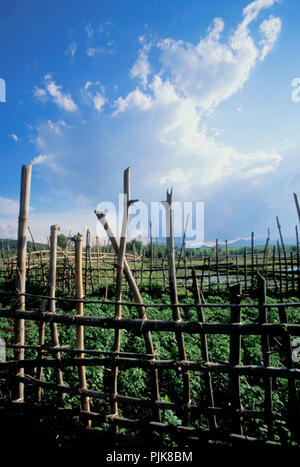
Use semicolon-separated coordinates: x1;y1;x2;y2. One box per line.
163;189;191;426
14;163;32;402
95;210;161;422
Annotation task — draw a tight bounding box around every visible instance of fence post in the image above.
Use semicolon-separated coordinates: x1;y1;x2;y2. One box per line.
74;234;91;426
257;272;273;438
229;283;243;435
163;189;191;426
191;268;217;430
14;163;32;402
49;224;65;406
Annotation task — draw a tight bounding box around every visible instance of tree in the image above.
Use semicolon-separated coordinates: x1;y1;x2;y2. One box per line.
57;234;68;249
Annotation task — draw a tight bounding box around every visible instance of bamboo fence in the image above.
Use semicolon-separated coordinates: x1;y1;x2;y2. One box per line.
0;164;299;448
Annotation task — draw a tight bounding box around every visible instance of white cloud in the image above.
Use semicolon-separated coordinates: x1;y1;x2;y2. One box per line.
130;45;152;88
9;134;19;142
65;41;77;62
85;23;94;40
83;81;106;112
33;86;48;102
31;154;48;166
87;46;105;57
113;88;153;115
33;75;78;112
259;15;281;60
156;0;280;110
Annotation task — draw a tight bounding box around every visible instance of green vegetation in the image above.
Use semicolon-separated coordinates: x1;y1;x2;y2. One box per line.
0;277;299;447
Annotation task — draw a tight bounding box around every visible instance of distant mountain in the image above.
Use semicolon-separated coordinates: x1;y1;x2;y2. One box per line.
0;238;48;252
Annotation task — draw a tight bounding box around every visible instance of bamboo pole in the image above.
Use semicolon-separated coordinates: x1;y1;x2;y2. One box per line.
225;240;229;291
49;224;65;406
251;232;254;290
276;217;288;294
95;210;161;422
14;163;32;402
36;299;46;402
277;241;282;297
229;283;243;435
191;268;217;430
257;273;273;438
112;168;131;426
74;234;91;425
96;236;101;286
243;247;247;292
149;222;153;286
216;239;219;288
296;226;300;295
163;189;191;426
293;192;300;224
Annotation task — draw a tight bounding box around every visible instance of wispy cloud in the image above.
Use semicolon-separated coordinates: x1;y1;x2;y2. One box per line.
33;74;78;112
9;134;19;142
65;41;77;62
85;23;94;40
84;81;106;112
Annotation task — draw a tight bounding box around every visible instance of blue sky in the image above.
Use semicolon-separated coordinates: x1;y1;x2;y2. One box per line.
1;0;300;245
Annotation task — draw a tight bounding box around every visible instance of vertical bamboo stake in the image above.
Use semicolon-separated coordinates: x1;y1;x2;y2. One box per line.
276;217;288;294
74;234;91;425
191;268;217;430
200;257;205;291
236;255;239;283
251;232;254;291
296;226;300;295
208;256;211;293
263;228;270;277
243;247;247;292
49;224;65;406
141;251;145;289
272;245;278;293
14;164;32;402
225;240;229;291
162;254;166;289
163;189;191;426
149;222;153;286
96;236;101;286
291;251;295;293
216;239;219;288
229;283;243;435
257;273;273;438
36;299;46;402
277;240;282;297
112;168;131;428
